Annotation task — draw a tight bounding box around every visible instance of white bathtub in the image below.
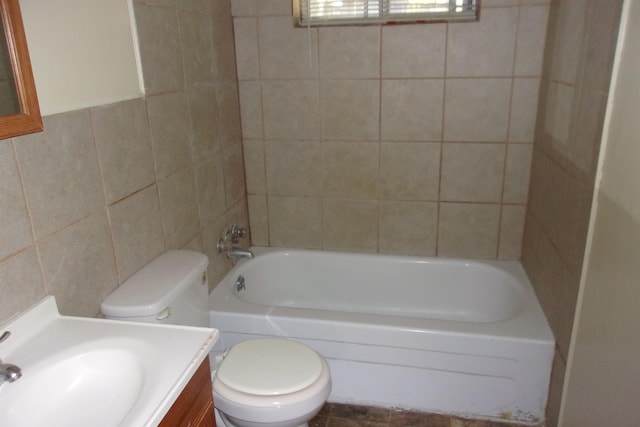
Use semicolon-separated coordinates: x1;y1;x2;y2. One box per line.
209;247;554;425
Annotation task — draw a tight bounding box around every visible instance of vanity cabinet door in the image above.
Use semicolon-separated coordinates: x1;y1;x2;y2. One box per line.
159;358;216;427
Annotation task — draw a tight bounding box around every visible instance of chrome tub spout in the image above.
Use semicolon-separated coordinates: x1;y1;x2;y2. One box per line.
226;247;254;260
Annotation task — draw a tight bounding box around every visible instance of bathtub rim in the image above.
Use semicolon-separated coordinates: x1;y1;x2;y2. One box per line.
210;247;555;347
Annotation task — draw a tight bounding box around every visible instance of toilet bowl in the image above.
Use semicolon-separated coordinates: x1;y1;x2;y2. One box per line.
212;338;331;427
100;250;331;427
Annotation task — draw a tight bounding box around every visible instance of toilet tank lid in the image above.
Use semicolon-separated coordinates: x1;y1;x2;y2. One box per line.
101;250;209;318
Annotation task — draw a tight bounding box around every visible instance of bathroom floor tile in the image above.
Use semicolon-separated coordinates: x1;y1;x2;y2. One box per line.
330;403;390;422
309;403;536;427
389;409;450;426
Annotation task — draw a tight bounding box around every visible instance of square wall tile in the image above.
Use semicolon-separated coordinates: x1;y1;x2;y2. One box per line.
222;144;247;206
323;199;378;252
498;204;526;259
146;91;193;180
231;0;256;16
92;98;155;204
248;195;269;245
262;80;319;139
39;212;119;317
211;14;238;80
0;142;33;259
509;78;541;142
569;88;607;183
259;16;318;79
215;82;243;150
187;84;220;160
542;80;574;158
440;143;506;203
503;144;533;203
266;139;322;196
268;196;322;248
555;176;593;278
438;203;500;258
196;156;226;227
0;249;45;323
179;0;212;13
233;17;260;80
238;81;263;139
381;79;444;142
444;78;511;142
514;5;550;76
379;142;440;201
243;139;266;194
158;167;200;249
381;24;446;78
258;0;291;15
582;1;623;92
319;26;380;79
320;80;379;141
482;0;519;6
109;185;165;281
548;0;588;85
133;0;175;8
179;10;215;84
16;110;104;239
133;3;183;94
379;201;437;256
323;141;379;199
527;149;568;245
446;7;518;77
527;222;577;358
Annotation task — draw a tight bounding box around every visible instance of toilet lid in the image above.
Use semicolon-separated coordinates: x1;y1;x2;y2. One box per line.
216;338;324;396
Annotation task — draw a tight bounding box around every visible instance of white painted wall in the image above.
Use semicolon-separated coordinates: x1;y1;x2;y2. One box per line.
560;1;640;425
19;0;143;115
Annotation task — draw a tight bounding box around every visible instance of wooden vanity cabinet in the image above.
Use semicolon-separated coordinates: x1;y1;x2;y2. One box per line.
159;357;216;427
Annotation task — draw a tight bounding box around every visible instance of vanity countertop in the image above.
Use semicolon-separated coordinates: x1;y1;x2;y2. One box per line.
0;296;218;427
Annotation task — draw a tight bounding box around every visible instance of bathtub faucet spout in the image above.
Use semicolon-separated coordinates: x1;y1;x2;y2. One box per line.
217;224;253;259
226;247;254;260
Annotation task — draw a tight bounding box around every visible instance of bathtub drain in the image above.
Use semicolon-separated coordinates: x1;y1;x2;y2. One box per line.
235;275;246;292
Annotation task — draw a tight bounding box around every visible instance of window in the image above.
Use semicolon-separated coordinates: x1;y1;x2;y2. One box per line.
294;0;477;26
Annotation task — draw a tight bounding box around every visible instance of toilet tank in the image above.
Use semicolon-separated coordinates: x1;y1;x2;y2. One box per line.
101;250;209;327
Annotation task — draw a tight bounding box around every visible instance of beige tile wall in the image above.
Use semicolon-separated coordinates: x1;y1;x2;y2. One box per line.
236;0;550;258
520;0;624;425
0;0;245;323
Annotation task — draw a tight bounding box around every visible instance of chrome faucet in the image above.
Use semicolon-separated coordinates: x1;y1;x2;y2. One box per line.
217;224;253;259
0;361;21;385
0;331;21;386
226;247;254;260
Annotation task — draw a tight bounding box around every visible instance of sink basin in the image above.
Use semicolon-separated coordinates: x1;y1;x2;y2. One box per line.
0;297;218;426
0;348;144;426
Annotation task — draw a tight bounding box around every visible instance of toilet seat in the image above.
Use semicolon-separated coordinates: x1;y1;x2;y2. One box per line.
216;338;324;396
212;337;331;424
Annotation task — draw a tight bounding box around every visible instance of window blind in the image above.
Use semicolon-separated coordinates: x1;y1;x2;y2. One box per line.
294;0;477;26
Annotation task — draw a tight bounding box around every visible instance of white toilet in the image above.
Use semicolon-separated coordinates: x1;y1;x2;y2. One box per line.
101;250;331;427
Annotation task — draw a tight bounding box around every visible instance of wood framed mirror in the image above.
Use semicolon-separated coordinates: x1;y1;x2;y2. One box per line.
0;0;42;139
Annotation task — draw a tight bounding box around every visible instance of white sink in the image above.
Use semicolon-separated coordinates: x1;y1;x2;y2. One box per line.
0;297;218;427
0;348;143;426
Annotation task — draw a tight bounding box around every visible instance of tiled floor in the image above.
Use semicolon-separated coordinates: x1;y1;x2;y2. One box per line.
309;403;534;427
